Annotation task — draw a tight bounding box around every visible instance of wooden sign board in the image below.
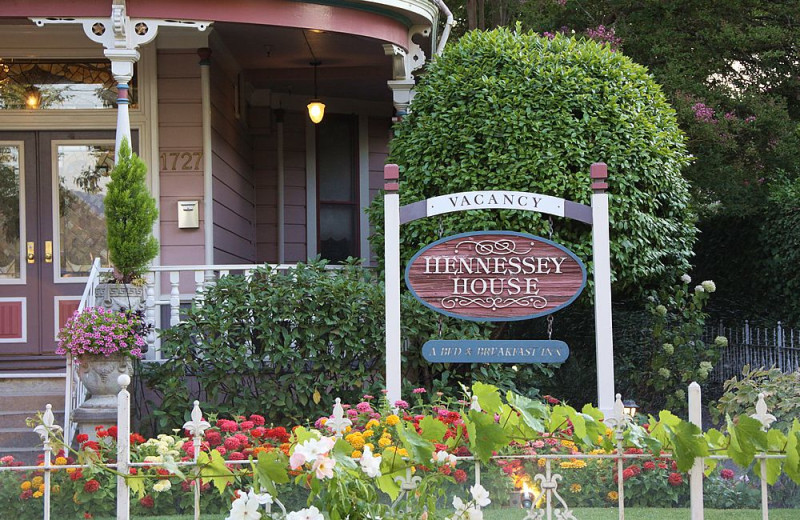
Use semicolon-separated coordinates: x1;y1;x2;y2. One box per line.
422;339;569;363
405;231;586;321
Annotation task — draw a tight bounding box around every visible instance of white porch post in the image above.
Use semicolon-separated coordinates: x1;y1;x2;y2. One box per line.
384;164;402;405
107;49;138;158
199;48;214;267
591;163;615;414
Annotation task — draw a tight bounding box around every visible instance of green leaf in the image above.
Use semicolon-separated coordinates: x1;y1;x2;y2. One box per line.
784;421;800;484
507;391;547;432
197;450;234;494
396;420;434;465
466;409;509;463
664;419;709;473
255;450;289;495
472;382;503;414
726;414;764;468
419;416;447;443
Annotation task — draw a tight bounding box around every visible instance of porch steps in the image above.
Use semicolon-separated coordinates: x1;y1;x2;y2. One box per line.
0;375;65;464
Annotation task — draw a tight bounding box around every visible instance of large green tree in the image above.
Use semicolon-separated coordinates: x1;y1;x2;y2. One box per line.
370;27;696;297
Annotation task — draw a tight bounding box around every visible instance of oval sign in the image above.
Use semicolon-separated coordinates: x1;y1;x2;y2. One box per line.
405;231;586;321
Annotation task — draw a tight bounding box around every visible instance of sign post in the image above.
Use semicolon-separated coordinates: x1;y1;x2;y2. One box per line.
383;165;402;406
383;162;616;414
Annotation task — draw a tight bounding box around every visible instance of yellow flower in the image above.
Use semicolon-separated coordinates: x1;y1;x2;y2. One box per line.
362;429;374;438
346;433;365;449
386;414;400;426
559;459;587;469
38;484;45;493
570;484;582;493
588;449;607;455
55;456;68;465
537;458;546;468
20;481;32;491
366;419;380;429
364;443;375;451
66;467;77;475
31;476;43;487
351;450;362;459
607;491;619;502
605;428;613;438
345;426;352;433
378;437;392;448
33;491;43;499
319;418;328;426
560;440;576;449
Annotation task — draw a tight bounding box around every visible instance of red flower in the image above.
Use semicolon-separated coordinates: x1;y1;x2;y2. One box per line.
224;437;241;451
643;461;656;471
671;461;678;471
668;472;683;486
139;495;155;509
70;470;84;481
218;419;238;432
454;469;467;483
240;421;255;431
454;446;471;457
267;427;290;443
720;468;735;480
229;451;246;461
76;434;89;444
84;479;101;493
249;414;266;426
658;462;668;469
157;468;171;478
129;468;138;475
216;447;227;456
206;431;222;446
130;433;145;445
106;426;118;439
438;465;452;476
624;448;643;455
20;490;33;500
629;465;641;476
84;513;93;519
83;441;101;452
250;427;266;438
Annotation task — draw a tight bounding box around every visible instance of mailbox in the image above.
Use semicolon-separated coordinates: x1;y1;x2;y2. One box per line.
177;201;199;229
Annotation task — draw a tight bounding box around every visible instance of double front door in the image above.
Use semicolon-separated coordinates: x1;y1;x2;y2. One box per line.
0;131;117;370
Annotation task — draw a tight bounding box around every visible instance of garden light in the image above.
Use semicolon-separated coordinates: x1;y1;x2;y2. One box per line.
623;400;639;418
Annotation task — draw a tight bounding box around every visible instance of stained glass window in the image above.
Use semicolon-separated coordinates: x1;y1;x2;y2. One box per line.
0;59;138;110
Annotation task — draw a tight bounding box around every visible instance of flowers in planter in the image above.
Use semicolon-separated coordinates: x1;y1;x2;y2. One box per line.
56;307;146;359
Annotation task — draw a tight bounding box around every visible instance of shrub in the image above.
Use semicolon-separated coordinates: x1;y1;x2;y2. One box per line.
368;27;696;297
712;365;800;432
105;137;158;283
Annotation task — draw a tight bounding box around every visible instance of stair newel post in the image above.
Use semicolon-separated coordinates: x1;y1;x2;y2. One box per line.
117;375;131;520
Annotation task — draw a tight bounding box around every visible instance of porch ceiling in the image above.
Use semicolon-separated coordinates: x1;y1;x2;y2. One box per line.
214;22;397;102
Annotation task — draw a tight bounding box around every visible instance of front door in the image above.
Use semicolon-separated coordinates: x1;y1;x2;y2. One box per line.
0;131;117;371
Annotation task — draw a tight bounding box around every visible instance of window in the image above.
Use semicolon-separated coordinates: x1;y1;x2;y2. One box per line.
317;115;359;263
0;59;138;110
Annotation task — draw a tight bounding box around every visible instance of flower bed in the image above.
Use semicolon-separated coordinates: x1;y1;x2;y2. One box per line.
2;383;799;519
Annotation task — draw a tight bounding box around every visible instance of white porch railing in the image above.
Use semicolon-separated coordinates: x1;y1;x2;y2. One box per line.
11;384;793;520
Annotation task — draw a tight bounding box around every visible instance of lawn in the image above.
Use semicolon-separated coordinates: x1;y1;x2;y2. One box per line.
93;508;798;520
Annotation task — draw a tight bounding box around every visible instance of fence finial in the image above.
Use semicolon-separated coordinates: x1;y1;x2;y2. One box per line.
182;400;211;437
118;374;131;390
750;393;776;430
33;403;63;441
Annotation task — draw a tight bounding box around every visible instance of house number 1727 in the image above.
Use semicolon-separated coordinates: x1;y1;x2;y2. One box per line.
160;151;203;171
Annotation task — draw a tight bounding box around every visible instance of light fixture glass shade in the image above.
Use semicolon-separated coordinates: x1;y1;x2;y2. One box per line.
307;100;325;123
24;86;41;109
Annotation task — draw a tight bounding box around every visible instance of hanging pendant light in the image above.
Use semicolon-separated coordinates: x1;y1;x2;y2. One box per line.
307;60;325;124
24;85;42;109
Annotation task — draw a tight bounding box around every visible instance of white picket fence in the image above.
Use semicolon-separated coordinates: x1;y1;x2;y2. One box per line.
4;381;791;520
705;320;800;383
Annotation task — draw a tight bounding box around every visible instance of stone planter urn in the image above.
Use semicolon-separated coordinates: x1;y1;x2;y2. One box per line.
94;282;145;313
72;353;133;440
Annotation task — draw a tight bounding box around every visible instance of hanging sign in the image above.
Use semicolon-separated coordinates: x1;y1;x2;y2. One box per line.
405;231;586;321
422;339;569;363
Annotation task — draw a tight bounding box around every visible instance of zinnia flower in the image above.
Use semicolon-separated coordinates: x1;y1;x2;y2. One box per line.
84;479;101;493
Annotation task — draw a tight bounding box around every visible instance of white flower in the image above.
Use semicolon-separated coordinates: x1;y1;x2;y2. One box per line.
470;484;491;507
452;496;467;515
153;480;171;493
701;280;716;293
360;445;382;478
225;490;262;520
715;336;728;348
143;455;162;463
431;450;457;466
290;436;336;469
655;305;667;316
285;506;324;520
694;285;704;294
681;274;692;284
312;455;336;479
470;395;482;412
249;489;273;505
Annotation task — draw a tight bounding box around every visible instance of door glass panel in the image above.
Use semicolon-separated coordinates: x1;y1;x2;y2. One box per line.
0;145;21;280
56;144;114;277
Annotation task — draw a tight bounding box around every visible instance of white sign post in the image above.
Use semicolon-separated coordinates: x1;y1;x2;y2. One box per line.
383;162;616;414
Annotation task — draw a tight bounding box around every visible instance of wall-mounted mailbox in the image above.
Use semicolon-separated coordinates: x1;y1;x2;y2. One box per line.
178;201;199;229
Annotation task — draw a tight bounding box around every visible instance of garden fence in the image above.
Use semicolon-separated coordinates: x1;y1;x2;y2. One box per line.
1;379;791;520
705;320;800;383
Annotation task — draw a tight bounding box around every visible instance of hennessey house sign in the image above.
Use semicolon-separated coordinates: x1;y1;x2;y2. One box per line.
405;231;586;321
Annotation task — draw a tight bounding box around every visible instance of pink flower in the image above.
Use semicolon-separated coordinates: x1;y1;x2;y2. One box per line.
412;388;426;394
356;402;373;413
394;400;410;410
720;468;735;480
362;394;374;401
312;455;336;479
249;414;266;426
668;472;684;486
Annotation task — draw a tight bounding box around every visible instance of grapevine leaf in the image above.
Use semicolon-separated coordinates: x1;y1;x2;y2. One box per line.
472;382;503;414
396;420;433;465
664;420;708;473
255;450;289;495
419;416;447;443
784;421;800;484
467;409;509;463
726;414;765;468
197;450;234;493
507;391;547;433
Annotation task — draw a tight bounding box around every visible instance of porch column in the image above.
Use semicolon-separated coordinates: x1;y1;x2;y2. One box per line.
106;49;139;158
198;48;214;267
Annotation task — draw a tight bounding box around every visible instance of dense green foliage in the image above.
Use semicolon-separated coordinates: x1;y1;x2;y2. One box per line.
369;28;695;297
105;138;159;283
141;261;537;431
506;1;800;318
712;366;800;432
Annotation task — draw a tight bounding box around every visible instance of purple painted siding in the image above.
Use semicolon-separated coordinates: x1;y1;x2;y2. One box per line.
210;38;256;264
157;49;205;267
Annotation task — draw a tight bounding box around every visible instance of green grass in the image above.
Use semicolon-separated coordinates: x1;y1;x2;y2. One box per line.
93;508;799;520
